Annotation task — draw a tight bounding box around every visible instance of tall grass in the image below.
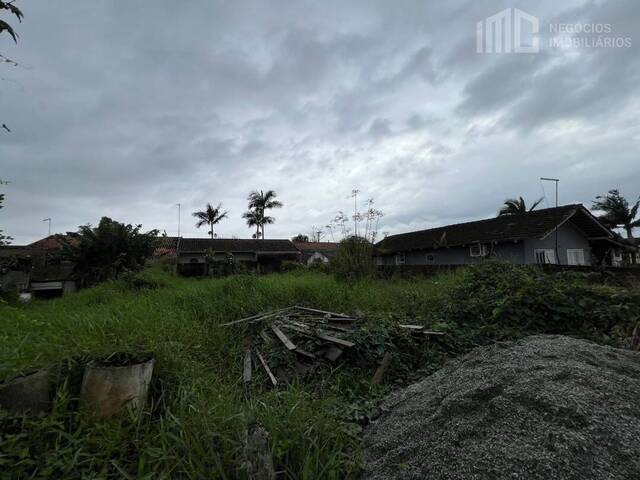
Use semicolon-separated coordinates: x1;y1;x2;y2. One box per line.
0;269;461;479
1;264;638;478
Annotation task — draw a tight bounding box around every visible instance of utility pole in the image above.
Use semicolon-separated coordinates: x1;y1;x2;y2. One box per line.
351;189;359;237
540;177;560;264
175;203;181;237
42;218;51;236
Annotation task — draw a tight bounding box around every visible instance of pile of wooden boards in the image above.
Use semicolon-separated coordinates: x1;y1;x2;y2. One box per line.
223;305;447;388
223;305;362;387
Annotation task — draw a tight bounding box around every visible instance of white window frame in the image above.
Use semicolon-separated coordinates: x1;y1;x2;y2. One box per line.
469;243;488;257
395;253;406;265
534;249;556;265
566;249;586;266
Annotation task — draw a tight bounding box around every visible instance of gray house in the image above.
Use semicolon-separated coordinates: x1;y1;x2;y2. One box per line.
374;204;633;267
177;238;301;275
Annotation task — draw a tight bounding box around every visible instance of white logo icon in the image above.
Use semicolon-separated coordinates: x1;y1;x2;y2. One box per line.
477;8;539;54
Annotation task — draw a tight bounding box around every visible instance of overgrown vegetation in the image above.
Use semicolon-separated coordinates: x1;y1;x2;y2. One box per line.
1;263;639;478
73;217;158;286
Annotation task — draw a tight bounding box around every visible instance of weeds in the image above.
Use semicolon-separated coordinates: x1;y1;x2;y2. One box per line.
0;263;638;478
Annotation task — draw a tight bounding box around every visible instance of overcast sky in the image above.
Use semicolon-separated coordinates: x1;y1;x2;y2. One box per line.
1;0;639;244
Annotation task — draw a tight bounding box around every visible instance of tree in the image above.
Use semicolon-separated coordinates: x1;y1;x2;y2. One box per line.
244;190;283;240
592;189;639;239
242;209;262;239
192;203;228;239
498;196;543;216
73;217;158;285
292;234;309;242
0;179;11;245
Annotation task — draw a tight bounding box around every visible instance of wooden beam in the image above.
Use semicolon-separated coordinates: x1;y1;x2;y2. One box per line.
316;332;355;348
243;349;252;383
399;324;424;330
271;325;297;351
293;305;351;318
372;352;393;384
222;307;293;327
255;349;278;387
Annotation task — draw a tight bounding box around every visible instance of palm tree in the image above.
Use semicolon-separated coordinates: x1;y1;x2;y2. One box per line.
498;196;543;216
192;203;228;239
592;190;639;239
242;209;262;239
245;189;283;239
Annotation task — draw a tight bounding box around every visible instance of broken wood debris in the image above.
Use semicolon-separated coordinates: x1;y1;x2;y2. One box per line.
226;306;445;387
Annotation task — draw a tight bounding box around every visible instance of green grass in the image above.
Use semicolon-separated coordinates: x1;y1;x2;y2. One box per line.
1;264;639;479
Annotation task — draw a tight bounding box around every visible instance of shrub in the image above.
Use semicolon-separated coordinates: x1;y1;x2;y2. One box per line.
331;236;376;281
73;217;158;286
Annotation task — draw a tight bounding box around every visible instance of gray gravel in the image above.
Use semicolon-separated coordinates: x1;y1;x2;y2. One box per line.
363;335;640;480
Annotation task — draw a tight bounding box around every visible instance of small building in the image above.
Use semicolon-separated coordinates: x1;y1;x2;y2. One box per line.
152;236;180;259
374;204;634;267
177;238;301;275
293;242;339;265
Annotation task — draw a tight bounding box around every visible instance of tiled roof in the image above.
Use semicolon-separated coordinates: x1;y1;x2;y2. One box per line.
178;238;299;253
29;234;79;251
293;242;339;252
375;204;613;254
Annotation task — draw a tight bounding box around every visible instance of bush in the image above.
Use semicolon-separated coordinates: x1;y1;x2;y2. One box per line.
73;217;159;286
331;236;376;281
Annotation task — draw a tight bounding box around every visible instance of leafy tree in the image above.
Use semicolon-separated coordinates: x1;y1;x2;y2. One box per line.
73;217;158;285
0;179;11;245
291;234;309;242
244;189;283;239
331;236;375;281
1;1;23;132
192;203;228;239
592;189;640;239
498;196;543;216
0;1;22;45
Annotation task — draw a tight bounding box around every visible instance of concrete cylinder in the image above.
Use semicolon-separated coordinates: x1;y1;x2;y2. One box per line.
80;358;154;419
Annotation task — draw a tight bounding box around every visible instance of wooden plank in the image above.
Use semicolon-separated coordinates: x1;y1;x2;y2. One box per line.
316;332;355;348
243;349;252;383
255;349;278;387
422;331;446;336
324;345;343;362
372;352;393;384
221;307;293;327
294;305;351;319
271;325;297;351
294;348;316;360
321;324;353;333
280;324;313;336
399;324;425;330
259;330;273;344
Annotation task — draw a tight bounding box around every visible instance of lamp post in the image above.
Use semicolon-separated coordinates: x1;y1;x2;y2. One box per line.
540;177;560;264
42;218;51;236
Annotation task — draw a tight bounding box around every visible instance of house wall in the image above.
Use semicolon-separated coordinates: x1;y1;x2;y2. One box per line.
376;241;526;266
524;223;591;265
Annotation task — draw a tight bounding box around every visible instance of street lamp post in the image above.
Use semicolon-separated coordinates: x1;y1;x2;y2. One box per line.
540;177;560;265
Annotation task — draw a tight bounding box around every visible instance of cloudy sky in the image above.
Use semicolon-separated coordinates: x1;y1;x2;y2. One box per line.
1;0;639;244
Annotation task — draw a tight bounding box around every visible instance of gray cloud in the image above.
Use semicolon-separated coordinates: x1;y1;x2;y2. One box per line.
1;0;639;243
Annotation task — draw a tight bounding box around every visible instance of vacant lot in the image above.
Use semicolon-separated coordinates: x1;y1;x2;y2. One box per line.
1;264;639;479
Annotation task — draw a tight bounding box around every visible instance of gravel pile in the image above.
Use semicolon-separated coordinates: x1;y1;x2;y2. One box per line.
363;335;640;480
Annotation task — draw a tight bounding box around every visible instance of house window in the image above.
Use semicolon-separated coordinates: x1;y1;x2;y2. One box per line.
535;249;556;265
469;244;488;257
566;249;586;266
395;253;406;265
426;254;435;264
